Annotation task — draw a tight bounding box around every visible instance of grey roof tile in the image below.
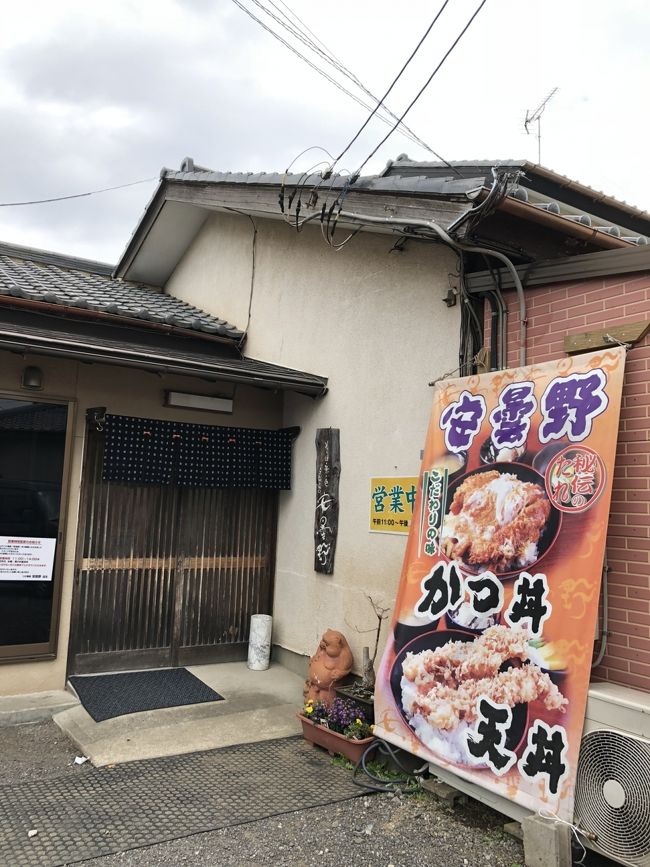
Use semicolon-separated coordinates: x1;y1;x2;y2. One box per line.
162;168;482;199
0;246;244;341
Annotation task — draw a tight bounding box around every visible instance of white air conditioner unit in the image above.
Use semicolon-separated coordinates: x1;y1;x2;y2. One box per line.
427;682;650;866
574;682;650;867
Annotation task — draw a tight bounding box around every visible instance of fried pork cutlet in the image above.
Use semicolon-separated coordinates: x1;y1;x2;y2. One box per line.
441;471;551;571
400;625;567;732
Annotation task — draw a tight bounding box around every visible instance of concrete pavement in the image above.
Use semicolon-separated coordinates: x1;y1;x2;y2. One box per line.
54;661;304;766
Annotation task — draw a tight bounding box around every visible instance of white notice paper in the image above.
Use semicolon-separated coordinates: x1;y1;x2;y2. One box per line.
0;536;56;581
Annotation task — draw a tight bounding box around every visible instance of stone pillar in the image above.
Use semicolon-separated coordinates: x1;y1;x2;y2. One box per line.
247;614;272;671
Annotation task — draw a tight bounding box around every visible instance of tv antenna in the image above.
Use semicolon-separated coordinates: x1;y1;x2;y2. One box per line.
524;87;559;164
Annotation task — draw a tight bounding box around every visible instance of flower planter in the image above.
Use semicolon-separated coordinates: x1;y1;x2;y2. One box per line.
297;714;375;764
334;684;375;723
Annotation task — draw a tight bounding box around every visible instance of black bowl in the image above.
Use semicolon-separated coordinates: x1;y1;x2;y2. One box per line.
531;442;569;476
393;617;441;653
441;462;561;578
390;629;529;761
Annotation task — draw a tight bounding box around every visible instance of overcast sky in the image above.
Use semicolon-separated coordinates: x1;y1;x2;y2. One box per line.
1;0;648;264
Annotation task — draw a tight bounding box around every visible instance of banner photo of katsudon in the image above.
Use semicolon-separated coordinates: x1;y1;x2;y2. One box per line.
373;348;626;821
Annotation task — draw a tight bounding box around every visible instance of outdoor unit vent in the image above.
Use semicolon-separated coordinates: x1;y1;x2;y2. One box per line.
574;683;650;867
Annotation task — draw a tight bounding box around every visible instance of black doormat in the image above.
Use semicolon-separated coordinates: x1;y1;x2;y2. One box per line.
69;668;224;722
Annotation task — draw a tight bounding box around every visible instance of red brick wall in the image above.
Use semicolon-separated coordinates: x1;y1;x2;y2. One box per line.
484;270;650;692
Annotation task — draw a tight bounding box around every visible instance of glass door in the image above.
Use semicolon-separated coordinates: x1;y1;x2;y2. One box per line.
0;397;70;659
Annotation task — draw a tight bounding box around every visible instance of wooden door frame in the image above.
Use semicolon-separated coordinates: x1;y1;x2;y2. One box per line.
68;421;279;675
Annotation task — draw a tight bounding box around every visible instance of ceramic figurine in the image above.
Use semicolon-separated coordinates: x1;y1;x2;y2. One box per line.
304;629;353;705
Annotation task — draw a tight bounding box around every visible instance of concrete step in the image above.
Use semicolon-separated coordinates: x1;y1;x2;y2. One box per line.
54;661;305;767
0;689;79;726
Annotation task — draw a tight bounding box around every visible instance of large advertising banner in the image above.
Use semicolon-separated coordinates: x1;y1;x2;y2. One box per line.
374;348;626;820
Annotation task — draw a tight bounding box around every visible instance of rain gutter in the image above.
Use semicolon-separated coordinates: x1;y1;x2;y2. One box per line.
496;197;633;250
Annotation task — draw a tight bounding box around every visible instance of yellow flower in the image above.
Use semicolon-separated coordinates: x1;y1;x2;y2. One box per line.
305;706;313;714
355;718;362;725
370;724;375;732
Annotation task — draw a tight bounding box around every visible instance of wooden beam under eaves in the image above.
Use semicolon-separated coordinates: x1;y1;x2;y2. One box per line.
564;320;649;354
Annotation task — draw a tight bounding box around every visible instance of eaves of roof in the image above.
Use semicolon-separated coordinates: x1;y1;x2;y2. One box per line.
383;158;650;239
114;157;650;286
465;242;650;293
162;168;483;197
0;308;327;398
113;170;475;283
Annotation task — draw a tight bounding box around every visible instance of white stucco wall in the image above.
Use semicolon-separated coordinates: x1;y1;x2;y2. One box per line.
166;212;460;671
0;350;281;696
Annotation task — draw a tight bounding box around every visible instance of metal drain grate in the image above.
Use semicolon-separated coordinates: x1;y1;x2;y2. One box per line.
0;737;363;867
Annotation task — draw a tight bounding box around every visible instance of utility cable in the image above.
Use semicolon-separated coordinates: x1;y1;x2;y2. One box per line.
353;739;429;794
354;0;488;177
0;177;157;207
230;0;443;156
266;0;338;63
320;0;486;242
230;0;395;122
332;0;451;168
249;0;441;157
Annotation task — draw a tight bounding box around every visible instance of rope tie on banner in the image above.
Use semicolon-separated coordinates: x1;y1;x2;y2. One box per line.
536;808;591;864
604;333;633;351
428;350;488;386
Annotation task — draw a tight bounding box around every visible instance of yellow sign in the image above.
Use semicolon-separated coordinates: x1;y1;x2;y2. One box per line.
369;476;418;534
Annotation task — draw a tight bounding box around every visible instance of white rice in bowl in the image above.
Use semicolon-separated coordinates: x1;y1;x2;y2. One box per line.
400;675;488;768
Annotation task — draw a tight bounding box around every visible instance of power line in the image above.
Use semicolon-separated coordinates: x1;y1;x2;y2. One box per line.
0;177;157;208
321;0;488;248
265;0;342;65
229;1;390;120
333;0;451;167
230;0;442;157
355;0;488;176
251;0;451;160
234;0;424;151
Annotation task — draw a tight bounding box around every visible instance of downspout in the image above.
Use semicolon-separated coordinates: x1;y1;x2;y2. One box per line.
337;211;528;367
592;552;609;670
483;291;500;371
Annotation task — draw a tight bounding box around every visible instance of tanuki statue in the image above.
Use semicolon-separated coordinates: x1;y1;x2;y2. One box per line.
304;629;353;705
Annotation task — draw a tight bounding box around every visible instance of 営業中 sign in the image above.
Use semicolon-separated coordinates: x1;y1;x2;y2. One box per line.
369;476;418;535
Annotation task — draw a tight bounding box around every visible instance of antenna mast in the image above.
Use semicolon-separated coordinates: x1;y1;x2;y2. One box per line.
524;87;559;164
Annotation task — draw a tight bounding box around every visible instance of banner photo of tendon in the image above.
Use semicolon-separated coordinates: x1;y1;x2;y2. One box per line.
373;348;626;820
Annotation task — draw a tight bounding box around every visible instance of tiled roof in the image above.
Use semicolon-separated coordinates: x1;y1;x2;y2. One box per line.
162;167;480;198
381;157;650;242
0;241;243;340
159;157;649;244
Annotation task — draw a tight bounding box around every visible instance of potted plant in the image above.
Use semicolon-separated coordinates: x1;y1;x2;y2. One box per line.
335;595;391;722
298;696;375;764
334;678;375;722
